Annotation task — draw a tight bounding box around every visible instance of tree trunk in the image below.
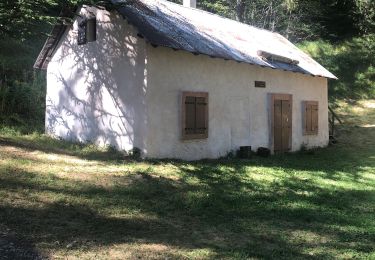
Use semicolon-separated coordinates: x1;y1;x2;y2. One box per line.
235;0;245;22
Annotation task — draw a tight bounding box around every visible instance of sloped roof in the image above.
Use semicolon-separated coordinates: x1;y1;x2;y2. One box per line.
33;23;68;70
35;0;336;79
34;8;76;70
112;0;336;79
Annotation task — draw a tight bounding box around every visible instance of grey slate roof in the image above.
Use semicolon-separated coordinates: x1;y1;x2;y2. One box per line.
35;0;337;79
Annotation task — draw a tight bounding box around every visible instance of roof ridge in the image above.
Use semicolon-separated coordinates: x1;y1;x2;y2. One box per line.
35;0;337;79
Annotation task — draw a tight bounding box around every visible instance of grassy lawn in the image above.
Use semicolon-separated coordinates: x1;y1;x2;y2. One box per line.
0;101;374;259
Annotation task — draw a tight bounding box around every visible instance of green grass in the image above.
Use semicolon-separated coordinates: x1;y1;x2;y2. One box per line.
0;101;374;259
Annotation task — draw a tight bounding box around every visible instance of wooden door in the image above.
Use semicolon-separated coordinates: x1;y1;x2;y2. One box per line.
271;94;292;153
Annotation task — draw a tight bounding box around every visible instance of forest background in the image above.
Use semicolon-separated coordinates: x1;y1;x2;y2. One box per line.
0;0;374;133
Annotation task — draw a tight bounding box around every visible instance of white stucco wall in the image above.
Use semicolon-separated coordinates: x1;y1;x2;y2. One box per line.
146;46;329;160
46;6;149;152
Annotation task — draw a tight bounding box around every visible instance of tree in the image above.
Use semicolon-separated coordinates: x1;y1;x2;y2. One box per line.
354;0;375;35
0;0;102;40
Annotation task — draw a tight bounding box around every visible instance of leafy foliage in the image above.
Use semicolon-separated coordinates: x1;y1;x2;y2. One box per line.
354;0;375;35
0;0;57;39
172;0;374;41
300;34;375;100
0;0;374;129
0;34;46;133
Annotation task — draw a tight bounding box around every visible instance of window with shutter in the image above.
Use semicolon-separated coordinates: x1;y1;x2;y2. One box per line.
303;101;319;135
182;92;208;140
78;17;96;45
86;18;96;42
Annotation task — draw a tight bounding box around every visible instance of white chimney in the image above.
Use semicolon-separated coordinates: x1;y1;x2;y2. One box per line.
183;0;196;8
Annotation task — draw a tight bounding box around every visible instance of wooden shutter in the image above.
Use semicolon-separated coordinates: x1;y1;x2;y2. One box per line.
303;101;318;135
311;103;319;133
305;104;312;133
195;97;207;134
185;96;196;135
86;18;96;42
182;92;208;139
78;18;96;45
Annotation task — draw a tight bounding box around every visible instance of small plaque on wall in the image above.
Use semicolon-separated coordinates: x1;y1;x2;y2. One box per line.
255;81;266;88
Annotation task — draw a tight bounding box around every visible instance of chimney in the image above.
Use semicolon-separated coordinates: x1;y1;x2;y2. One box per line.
183;0;196;8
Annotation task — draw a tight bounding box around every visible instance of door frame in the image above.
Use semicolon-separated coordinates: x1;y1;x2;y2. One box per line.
268;93;293;153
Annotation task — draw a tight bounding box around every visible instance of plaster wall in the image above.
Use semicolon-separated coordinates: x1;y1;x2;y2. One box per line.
46;6;148;152
146;46;329;160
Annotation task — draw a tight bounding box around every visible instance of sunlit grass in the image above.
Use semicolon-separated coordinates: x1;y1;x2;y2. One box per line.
0;100;374;259
335;99;375;127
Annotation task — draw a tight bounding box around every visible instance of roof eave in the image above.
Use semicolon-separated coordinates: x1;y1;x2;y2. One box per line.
33;7;77;70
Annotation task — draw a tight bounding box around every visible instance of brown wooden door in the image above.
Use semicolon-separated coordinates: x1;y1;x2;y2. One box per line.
273;97;292;153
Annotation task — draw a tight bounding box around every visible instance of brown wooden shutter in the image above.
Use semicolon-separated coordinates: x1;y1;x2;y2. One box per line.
185;96;196;135
86;18;97;42
303;101;318;135
311;104;318;133
195;97;207;134
305;103;312;133
182;92;208;139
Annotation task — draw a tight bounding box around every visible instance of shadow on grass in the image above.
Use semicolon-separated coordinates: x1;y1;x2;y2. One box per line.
0;230;45;260
0;170;306;259
0;126;374;258
0;162;374;259
1;125;375;173
0;135;131;162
